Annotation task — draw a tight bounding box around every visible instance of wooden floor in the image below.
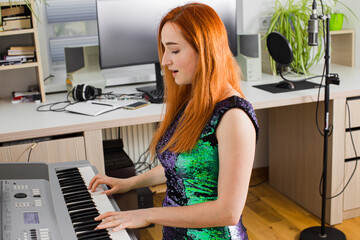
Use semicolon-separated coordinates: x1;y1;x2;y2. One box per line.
139;176;360;240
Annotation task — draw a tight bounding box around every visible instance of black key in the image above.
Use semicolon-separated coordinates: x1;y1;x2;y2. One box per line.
67;201;95;211
57;171;80;178
77;235;111;240
65;194;91;204
59;176;84;184
74;221;101;232
76;229;110;239
61;185;88;194
60;183;87;189
71;213;99;223
67;199;94;207
64;192;90;201
57;171;81;178
70;208;98;218
56;167;79;174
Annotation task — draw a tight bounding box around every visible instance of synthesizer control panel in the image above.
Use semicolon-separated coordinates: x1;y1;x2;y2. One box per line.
1;179;61;240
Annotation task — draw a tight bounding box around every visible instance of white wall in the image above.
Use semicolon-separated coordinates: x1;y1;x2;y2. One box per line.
341;0;360;67
237;0;280;34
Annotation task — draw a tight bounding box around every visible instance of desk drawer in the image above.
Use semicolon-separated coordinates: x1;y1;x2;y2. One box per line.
0;136;86;163
346;98;360;128
345;130;360;159
343;160;360;211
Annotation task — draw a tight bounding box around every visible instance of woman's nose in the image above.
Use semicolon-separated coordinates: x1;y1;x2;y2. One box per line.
162;54;172;67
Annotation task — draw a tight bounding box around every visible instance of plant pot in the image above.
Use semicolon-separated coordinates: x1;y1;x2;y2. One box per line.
330;13;344;31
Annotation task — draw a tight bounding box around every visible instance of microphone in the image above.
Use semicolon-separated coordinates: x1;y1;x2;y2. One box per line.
308;0;319;46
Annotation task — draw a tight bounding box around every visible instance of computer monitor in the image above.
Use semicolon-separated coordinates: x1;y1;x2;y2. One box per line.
96;0;237;103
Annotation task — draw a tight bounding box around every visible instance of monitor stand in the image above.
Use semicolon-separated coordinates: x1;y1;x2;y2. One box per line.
136;62;164;103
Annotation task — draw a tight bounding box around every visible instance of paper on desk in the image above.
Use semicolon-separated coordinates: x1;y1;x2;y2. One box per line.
64;100;135;116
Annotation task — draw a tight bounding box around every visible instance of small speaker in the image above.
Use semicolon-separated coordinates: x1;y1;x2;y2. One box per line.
236;34;262;81
72;84;102;101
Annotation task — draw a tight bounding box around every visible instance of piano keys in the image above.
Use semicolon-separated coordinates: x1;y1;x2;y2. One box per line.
0;161;136;240
56;166;133;240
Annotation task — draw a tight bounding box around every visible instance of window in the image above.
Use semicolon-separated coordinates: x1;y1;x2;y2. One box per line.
42;0;156;92
45;0;98;64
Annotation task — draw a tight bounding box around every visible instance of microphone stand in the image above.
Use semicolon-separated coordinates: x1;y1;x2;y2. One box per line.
300;13;343;240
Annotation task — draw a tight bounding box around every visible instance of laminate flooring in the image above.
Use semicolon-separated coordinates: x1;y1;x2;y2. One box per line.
140;177;360;240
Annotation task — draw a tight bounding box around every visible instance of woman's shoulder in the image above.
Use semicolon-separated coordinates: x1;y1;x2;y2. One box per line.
215;96;256;121
214;95;259;140
216;95;253;110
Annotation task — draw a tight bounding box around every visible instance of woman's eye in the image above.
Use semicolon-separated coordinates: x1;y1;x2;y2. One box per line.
172;50;180;54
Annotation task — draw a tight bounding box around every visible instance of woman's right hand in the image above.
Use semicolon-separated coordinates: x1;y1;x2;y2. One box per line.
88;174;133;196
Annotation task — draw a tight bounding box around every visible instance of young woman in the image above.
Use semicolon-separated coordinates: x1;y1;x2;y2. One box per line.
89;3;259;239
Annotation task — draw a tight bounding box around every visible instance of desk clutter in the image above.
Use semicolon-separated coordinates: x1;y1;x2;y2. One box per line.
36;90;151;116
64;99;146;116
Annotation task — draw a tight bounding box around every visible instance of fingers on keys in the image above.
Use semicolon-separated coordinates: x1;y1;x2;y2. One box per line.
88;174;105;192
95;212;126;231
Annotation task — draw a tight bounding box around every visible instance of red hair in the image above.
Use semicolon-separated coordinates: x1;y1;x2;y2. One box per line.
150;3;243;156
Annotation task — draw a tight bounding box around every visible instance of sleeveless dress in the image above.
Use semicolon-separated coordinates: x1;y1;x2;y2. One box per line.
156;96;259;240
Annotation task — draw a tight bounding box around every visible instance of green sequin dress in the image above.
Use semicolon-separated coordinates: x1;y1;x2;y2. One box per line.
156;96;259;240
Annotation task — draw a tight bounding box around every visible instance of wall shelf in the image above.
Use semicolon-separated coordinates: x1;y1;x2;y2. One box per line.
0;28;35;36
0;0;45;101
330;29;355;67
0;62;39;71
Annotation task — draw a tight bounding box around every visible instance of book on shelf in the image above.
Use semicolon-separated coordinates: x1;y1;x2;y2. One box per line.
4;55;35;61
3;15;30;21
3;16;31;31
0;55;35;66
8;49;35;56
9;46;35;51
7;46;35;56
11;91;41;103
0;59;24;66
13;91;41;98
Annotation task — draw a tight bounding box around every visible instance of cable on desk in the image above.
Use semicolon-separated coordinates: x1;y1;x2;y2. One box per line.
36;91;146;113
318;99;359;199
36;92;73;112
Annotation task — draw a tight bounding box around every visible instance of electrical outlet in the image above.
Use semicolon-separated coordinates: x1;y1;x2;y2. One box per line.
259;16;271;30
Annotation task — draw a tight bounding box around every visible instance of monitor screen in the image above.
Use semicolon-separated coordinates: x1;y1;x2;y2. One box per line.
96;0;237;70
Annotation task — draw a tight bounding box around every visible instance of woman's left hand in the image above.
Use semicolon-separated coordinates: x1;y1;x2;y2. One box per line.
95;209;151;231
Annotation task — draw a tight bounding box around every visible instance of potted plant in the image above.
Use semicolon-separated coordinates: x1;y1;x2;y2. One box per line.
265;0;324;75
265;0;358;75
322;0;359;31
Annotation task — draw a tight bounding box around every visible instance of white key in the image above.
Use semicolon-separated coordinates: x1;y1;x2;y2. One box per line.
78;166;132;240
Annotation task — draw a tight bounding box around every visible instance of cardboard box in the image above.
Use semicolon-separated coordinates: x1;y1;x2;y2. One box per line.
3;18;31;31
1;6;25;17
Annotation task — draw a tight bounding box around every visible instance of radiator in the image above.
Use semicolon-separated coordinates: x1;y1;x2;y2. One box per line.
102;123;158;173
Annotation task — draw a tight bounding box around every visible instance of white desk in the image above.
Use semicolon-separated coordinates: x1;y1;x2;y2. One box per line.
1;64;360;225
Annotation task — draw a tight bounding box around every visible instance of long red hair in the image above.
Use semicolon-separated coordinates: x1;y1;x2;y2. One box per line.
150;3;243;156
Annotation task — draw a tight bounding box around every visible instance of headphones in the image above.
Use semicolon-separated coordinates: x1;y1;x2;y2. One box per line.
72;84;102;101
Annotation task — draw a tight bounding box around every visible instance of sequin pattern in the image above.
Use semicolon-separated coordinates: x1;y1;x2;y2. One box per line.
156;96;259;240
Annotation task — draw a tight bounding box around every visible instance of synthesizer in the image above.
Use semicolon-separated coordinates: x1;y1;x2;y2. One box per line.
0;160;136;240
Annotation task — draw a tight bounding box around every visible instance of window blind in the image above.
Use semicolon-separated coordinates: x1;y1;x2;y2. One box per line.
45;0;98;62
45;0;97;23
